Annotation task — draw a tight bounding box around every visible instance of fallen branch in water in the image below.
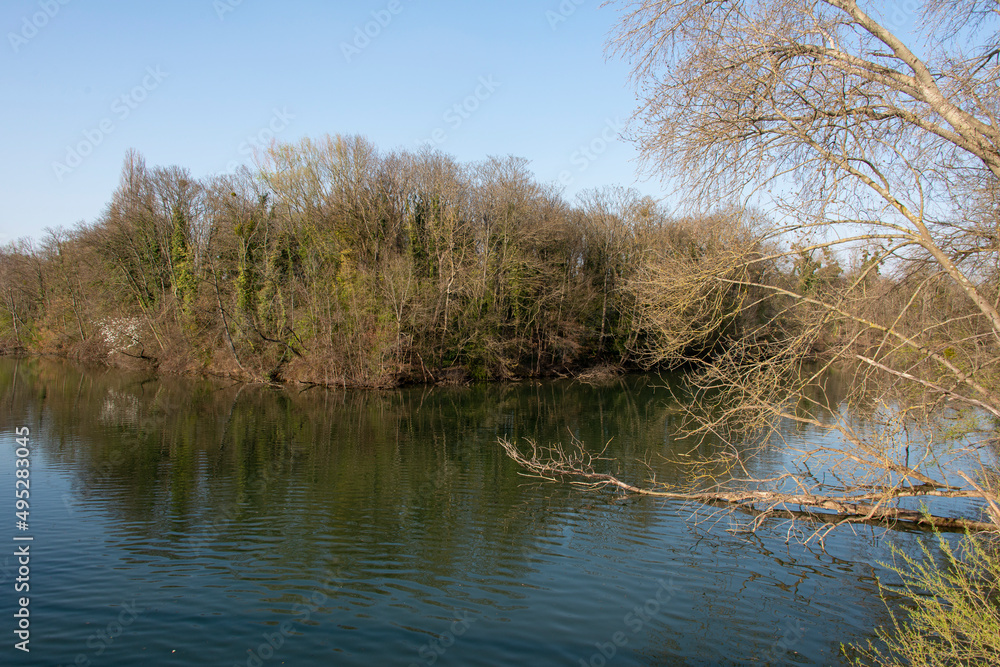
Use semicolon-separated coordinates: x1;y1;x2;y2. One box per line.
497;436;1000;534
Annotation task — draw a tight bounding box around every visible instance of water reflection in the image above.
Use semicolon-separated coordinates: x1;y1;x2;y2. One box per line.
0;357;913;666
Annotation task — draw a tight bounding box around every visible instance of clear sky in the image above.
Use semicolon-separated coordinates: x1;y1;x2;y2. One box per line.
0;0;667;245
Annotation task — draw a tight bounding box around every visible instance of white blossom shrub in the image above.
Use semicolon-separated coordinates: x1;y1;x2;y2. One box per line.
97;317;142;354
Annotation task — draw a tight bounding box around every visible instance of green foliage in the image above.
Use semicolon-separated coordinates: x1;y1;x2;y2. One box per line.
847;530;1000;666
234;209;265;323
1;141;813;384
170;206;196;317
408;195;440;279
792;246;842;295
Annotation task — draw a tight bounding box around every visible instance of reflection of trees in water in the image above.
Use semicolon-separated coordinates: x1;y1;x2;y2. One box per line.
0;356;913;642
100;388;140;426
2;359;706;575
0;357;867;512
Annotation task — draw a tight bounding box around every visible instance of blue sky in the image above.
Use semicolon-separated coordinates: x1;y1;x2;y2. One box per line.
0;0;667;244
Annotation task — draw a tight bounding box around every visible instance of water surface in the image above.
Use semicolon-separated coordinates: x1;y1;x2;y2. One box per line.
0;358;939;665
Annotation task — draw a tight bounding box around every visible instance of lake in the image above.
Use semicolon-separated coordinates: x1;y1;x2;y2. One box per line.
0;357;936;665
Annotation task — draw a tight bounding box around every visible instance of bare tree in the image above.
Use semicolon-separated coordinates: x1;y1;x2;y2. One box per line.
0;240;43;350
496;1;1000;534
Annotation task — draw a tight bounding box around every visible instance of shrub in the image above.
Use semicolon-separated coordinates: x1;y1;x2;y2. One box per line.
848;530;1000;666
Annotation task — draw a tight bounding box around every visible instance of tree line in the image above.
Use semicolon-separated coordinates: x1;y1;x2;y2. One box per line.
1;128;989;395
0;137;850;387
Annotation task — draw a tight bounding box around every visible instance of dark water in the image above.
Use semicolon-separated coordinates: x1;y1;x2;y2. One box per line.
0;358;942;665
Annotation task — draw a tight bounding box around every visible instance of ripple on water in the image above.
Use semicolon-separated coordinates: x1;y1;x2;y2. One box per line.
2;364;908;666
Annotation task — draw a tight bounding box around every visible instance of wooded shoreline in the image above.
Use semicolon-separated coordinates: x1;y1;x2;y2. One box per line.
0;140;843;389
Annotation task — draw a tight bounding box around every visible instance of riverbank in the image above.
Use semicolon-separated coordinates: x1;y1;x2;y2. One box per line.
0;347;633;389
0;355;910;665
0;142;828;392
